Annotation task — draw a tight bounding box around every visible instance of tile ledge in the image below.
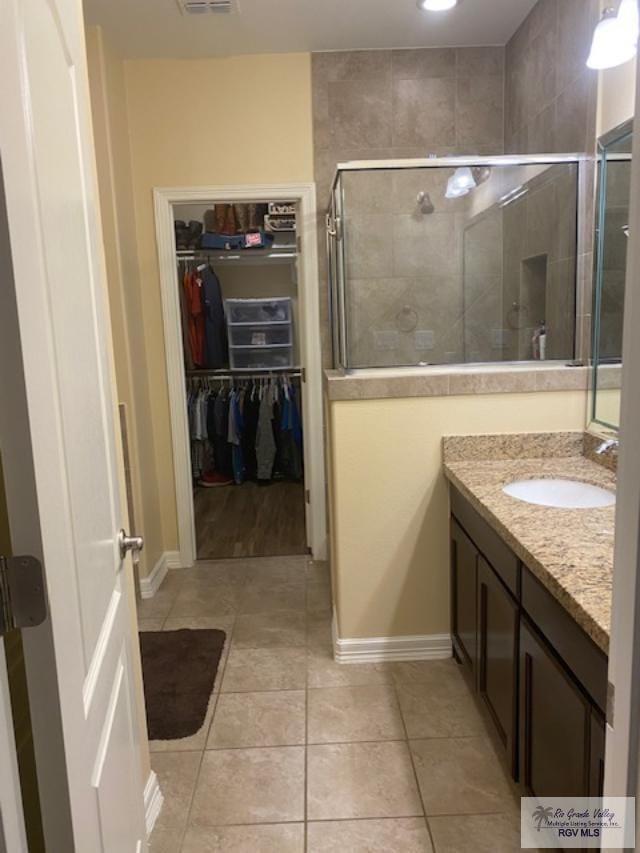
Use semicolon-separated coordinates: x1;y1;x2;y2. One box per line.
324;364;589;401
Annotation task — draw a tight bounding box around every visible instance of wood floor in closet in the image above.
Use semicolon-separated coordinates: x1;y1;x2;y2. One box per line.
194;481;307;559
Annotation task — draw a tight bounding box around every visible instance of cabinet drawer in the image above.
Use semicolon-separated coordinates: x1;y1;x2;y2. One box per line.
521;568;607;713
450;487;519;596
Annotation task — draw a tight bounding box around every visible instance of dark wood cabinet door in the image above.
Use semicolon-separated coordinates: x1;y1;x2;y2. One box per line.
520;619;590;797
478;556;519;776
589;711;605;796
451;519;478;673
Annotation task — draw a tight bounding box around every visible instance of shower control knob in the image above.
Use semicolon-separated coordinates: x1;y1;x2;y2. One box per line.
118;529;144;560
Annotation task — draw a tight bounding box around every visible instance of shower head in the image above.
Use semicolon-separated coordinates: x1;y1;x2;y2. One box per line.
416;191;435;214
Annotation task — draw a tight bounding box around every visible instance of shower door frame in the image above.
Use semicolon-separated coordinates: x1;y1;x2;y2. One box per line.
328;153;591;373
154;182;326;567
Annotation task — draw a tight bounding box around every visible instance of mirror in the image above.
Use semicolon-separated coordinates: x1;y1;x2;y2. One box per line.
591;120;632;431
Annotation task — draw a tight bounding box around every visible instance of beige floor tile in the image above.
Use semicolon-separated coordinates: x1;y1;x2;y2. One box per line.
168;580;243;618
410;737;514;815
179;560;250;585
307;741;423;820
190;747;305;826
307;645;394;688
429;813;527;852
306;560;330;583
239;582;306;614
222;647;307;691
243;555;309;585
307;818;433;852
306;582;332;613
207;690;305;748
395;661;486;738
138;618;165;631
181;823;304;852
137;574;182;619
148;826;184;853
150;691;218;754
392;658;459;684
307;612;333;647
232;610;307;648
151;752;201;831
308;685;405;743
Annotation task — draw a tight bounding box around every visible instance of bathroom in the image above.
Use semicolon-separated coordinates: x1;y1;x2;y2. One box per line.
0;0;638;851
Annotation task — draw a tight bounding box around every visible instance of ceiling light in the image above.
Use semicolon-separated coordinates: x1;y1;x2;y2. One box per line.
587;7;638;70
618;0;640;45
417;0;458;11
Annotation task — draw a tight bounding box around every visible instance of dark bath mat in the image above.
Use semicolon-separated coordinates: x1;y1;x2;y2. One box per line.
139;629;226;741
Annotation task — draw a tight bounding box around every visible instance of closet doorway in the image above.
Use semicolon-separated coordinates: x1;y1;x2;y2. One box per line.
154;184;326;566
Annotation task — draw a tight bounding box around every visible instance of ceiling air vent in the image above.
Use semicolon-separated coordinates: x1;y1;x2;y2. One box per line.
177;0;238;14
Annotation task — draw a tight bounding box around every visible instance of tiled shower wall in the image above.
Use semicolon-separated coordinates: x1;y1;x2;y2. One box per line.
312;46;505;365
313;0;601;367
504;0;600;362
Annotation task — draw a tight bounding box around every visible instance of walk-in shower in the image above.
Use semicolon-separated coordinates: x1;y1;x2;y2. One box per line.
327;156;587;371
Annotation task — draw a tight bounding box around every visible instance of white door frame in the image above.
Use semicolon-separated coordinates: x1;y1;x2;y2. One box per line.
154;183;327;567
603;59;640;836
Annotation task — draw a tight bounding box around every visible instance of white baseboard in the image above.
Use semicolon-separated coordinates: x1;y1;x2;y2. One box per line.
139;550;181;599
165;550;182;570
143;770;163;837
333;632;452;664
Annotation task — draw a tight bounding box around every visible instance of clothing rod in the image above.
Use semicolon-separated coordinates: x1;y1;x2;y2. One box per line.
187;370;302;379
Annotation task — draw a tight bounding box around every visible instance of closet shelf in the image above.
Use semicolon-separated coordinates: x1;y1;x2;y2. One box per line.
176;248;297;266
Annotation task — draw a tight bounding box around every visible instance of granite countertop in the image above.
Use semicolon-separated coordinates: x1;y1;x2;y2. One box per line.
443;433;617;654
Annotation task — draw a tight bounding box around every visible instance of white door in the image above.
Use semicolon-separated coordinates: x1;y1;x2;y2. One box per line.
0;641;27;853
603;56;640;835
0;0;148;851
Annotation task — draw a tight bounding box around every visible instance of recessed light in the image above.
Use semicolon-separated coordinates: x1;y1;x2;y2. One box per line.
587;5;638;70
417;0;458;11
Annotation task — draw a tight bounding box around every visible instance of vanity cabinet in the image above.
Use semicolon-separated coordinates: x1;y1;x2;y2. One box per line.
520;619;592;796
449;486;607;797
450;519;478;672
477;555;519;774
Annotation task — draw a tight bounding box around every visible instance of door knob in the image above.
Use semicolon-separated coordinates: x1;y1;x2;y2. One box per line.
118;529;144;560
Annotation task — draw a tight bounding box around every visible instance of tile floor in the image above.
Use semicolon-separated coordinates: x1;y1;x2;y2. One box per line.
140;556;530;852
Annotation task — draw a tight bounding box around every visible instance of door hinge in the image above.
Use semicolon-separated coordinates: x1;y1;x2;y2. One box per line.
301;367;306;383
305;489;311;504
296;235;302;252
607;680;615;727
0;555;47;636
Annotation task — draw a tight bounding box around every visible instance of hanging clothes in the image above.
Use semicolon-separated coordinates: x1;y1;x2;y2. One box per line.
241;383;260;480
201;265;228;369
256;383;277;481
178;261;228;369
182;268;204;367
186;375;303;487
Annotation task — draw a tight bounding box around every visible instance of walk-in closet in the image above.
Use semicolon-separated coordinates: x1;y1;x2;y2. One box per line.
174;199;308;560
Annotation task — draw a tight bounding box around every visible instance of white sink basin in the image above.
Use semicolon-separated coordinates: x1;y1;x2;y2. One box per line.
503;478;616;509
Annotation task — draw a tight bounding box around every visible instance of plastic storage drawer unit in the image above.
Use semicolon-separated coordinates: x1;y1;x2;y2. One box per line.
228;324;291;347
229;346;293;370
226;297;291;324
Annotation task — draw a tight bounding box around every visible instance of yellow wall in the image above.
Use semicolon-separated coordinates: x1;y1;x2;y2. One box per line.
328;391;588;639
598;56;637;136
124;53;314;562
86;27;164;577
86;35;314;573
